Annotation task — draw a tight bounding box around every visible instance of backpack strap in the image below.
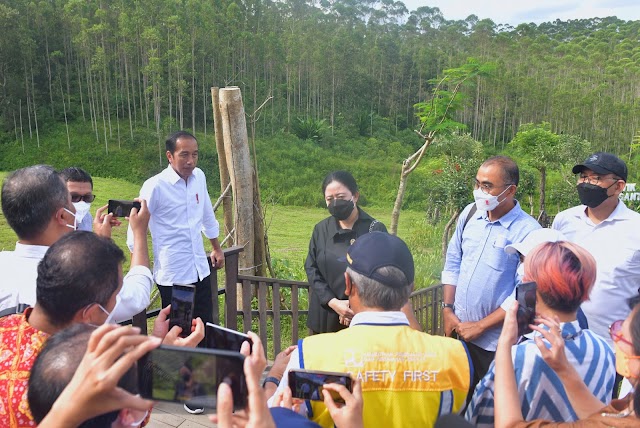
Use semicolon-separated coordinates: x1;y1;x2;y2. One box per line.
369;220;380;233
462;204;477;231
0;303;28;319
458;204;478;255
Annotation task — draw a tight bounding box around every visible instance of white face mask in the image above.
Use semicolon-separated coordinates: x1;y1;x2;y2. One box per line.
473;185;512;212
87;295;119;327
72;201;91;223
63;208;77;231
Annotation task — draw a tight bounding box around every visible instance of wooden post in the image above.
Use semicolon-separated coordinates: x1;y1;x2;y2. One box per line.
224;247;241;329
252;171;267;277
211;87;234;244
219;87;255;308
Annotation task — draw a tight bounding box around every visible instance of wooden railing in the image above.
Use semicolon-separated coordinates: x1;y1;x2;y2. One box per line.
130;246;444;356
409;283;444;336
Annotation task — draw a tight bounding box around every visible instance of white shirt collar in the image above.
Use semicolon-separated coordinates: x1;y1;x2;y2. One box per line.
14;242;49;259
576;200;635;223
350;311;409;326
161;164;184;185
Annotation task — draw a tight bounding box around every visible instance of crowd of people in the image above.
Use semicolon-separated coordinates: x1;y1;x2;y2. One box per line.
0;130;639;428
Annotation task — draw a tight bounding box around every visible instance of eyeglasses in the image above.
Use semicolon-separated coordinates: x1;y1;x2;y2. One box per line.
577;174;619;186
70;193;96;203
610;319;634;347
473;179;513;195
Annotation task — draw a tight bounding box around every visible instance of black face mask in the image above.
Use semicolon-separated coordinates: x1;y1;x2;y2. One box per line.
328;198;355;221
576;182;614;208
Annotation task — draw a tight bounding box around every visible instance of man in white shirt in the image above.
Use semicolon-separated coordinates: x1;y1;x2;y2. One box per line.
127;130;224;329
552;152;640;344
0;165;152;322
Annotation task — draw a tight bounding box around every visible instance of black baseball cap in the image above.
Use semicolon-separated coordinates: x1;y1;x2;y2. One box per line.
343;232;414;288
572;152;627;181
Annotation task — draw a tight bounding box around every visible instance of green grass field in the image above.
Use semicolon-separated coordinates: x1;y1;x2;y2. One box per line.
0;172;445;287
0;172;445;357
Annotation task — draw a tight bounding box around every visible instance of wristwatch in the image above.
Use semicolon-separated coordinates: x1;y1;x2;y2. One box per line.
262;376;280;388
441;302;454;310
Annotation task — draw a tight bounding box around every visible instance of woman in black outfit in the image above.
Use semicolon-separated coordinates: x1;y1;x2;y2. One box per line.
304;171;388;334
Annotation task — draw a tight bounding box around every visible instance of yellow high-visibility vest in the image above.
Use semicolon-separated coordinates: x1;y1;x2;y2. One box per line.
300;323;471;428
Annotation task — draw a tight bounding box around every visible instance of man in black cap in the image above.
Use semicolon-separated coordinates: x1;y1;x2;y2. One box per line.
269;232;471;428
552;152;640;344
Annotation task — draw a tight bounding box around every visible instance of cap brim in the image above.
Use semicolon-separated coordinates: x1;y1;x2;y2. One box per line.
504;244;521;255
572;163;614;176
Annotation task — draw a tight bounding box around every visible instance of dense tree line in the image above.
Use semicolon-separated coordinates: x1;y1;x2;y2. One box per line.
0;0;638;154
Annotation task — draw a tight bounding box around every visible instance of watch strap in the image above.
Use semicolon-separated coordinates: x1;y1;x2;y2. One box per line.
262;376;280;388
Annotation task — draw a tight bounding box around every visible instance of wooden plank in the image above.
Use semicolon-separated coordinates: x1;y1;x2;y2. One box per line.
430;287;438;336
209;266;218;325
237;274;309;287
224;251;239;329
272;282;281;355
291;284;299;345
258;281;268;358
132;311;148;335
242;279;252;333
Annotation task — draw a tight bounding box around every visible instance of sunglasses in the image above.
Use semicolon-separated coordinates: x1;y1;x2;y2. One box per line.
70;193;96;203
610;319;634;347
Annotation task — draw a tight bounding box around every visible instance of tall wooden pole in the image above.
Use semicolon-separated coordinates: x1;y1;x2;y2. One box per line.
211;87;234;244
219;87;255;280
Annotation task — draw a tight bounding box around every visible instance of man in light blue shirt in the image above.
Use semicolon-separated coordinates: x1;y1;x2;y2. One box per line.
441;156;540;401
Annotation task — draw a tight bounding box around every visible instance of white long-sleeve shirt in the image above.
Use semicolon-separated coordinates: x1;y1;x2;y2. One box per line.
552;200;640;344
127;165;219;285
0;242;152;322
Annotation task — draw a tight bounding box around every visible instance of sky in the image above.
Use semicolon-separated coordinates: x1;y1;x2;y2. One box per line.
400;0;640;26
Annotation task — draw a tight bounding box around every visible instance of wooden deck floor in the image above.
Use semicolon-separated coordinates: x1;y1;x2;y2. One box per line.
147;401;216;428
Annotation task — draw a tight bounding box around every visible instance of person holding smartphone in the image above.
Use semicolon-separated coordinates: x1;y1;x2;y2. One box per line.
465;241;616;427
275;232;471;428
494;296;640;428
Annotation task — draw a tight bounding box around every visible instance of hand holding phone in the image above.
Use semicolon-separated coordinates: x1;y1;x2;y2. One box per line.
169;285;196;338
516;281;537;337
288;369;352;404
138;345;247;410
205;323;253;353
107;199;141;217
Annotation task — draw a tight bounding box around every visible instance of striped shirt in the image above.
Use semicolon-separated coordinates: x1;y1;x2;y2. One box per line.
465;320;615;427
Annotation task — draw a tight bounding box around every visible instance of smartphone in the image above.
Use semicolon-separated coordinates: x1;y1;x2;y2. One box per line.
288;369;352;404
205;323;253;353
169;285;196;338
107;199;141;217
516;281;537;336
138;345;247;410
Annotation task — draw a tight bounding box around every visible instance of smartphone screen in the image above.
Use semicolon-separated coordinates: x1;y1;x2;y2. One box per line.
170;285;196;338
205;323;253;352
107;199;141;217
288;369;352;404
516;281;537;336
138;345;247;410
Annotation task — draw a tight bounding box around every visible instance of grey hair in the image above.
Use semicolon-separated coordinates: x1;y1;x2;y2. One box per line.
346;266;411;310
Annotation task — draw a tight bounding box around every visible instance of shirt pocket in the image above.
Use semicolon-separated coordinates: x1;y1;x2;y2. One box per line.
485;234;509;271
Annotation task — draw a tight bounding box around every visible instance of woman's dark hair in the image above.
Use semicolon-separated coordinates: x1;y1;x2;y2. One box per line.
321;171;358;195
